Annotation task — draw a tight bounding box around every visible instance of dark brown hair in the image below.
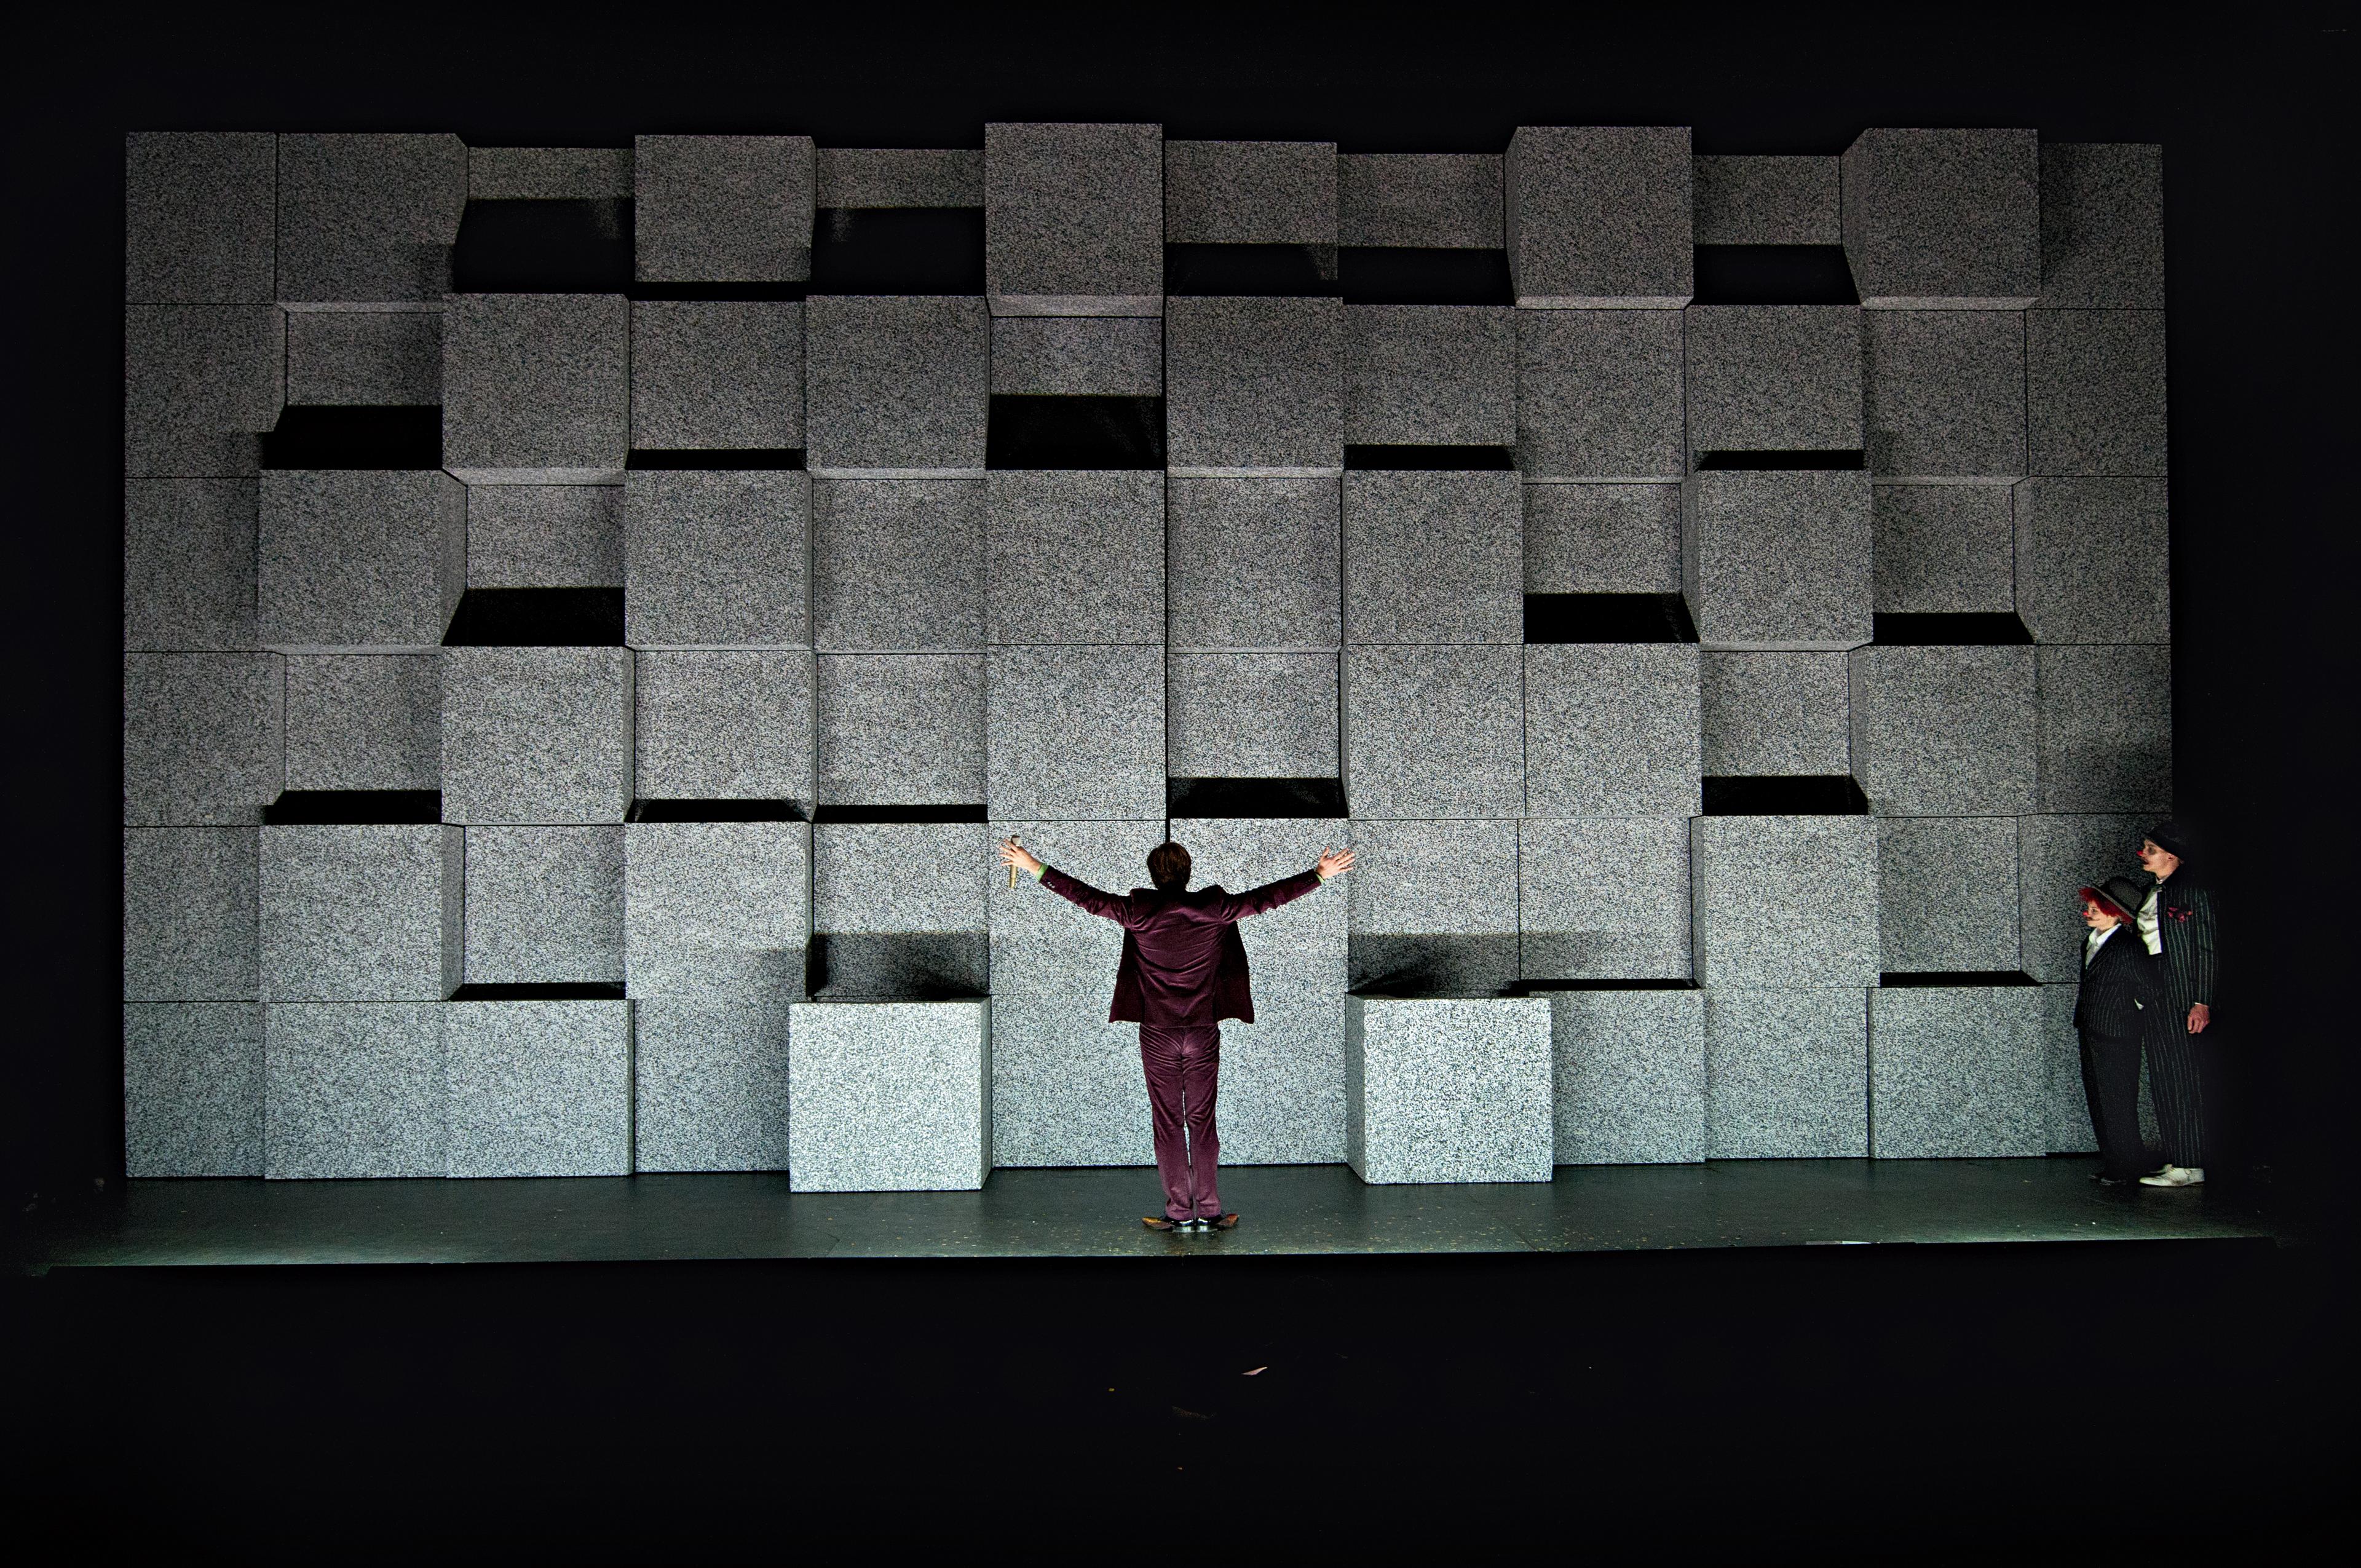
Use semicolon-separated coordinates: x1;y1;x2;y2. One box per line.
1147;841;1192;892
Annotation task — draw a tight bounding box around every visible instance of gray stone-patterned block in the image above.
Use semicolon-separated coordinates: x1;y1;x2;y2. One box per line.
788;1001;992;1190
462;828;625;986
2017;814;2150;983
1704;987;1869;1158
815;148;983;208
1514;309;1685;480
275;133;465;303
1506;126;1692;307
263;1002;446;1178
1699;652;1851;777
1691;815;1878;989
624;470;812;648
124;828;259;1002
1682;470;1872;650
124;1002;264;1176
623;820;810;999
285;311;441;406
1338;154;1502;248
814;479;984;651
465;484;623;588
811;821;989;999
1342;646;1524;820
2038;143;2165;310
634;651;815;806
1519;818;1690;981
1524;645;1701;818
445;999;632;1177
1691;156;1840;246
260;825;461;1002
440;647;634;825
284;654;440;791
2012;479;2170;643
2038;983;2099;1155
1346;996;1553;1182
630;301;805;451
2035;645;2171;812
632;992;792;1171
1344;305;1516;448
634;134;815;283
259;470;467;647
1862;311;2027;478
986;646;1164;820
1685;306;1863;456
443;294;628;483
1878;817;2022;973
123;653;283;825
124;306;284;477
984;472;1163;644
1552;989;1706;1164
984;122;1163;316
1840;128;2039;309
805;296;990;478
1166;296;1343;477
1343;471;1521;644
1872;483;2015;614
1346;818;1519;996
1165;140;1337;245
1848;646;2037;816
988;317;1162;395
467;146;632;201
127;132;275;303
1167;652;1338;778
1165;477;1340;649
1522;482;1680;595
817;654;984;806
1869;986;2045;1157
124;479;258;651
2026;309;2168;478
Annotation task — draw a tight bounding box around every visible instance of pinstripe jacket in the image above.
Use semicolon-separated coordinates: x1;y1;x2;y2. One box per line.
2074;925;2161;1038
2146;877;2219;1019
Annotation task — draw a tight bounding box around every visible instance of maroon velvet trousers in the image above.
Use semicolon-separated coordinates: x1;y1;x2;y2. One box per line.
1139;1024;1223;1221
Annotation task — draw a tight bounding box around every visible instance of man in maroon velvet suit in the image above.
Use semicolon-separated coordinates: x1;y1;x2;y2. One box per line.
998;835;1354;1232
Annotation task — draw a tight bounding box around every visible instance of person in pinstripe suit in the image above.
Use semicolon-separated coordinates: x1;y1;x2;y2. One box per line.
2074;876;2162;1185
2134;821;2218;1188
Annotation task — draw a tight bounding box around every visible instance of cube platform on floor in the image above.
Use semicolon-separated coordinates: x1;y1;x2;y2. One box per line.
1345;996;1554;1184
445;999;633;1177
631;993;793;1172
1704;987;1870;1158
124;1002;264;1177
1868;985;2045;1158
1551;989;1706;1165
788;1000;992;1191
263;1001;447;1178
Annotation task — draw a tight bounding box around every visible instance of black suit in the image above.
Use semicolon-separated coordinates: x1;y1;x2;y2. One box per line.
2076;924;2161;1180
2142;877;2218;1168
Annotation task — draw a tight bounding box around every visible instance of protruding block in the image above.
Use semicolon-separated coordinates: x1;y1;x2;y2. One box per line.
633;134;815;283
124;306;284;477
1862;311;2027;478
984;123;1163;316
1690;156;1840;246
631;993;791;1171
259;471;467;647
2012;479;2170;642
1343;471;1521;644
984;472;1163;644
124;828;259;1002
1165;477;1340;649
263;1002;446;1178
1167;652;1338;778
623;820;810;998
1514;309;1685;480
285;654;440;791
986;646;1164;820
805;296;990;477
1684;305;1863;456
1552;989;1706;1164
1524;645;1701;817
623;470;812;648
814;479;984;651
988;317;1162;396
1682;470;1872;650
817;654;984;806
1840;129;2038;309
1699;652;1851;777
1506;127;1692;307
1690;815;1878;989
1519;818;1691;981
275;133;465;303
1878;817;2022;973
811;822;989;999
1522;481;1680;595
1346;818;1519;997
285;311;441;406
2035;645;2171;812
634;651;816;807
1872;484;2015;614
260;825;461;1001
2016;814;2149;983
1346;996;1553;1182
124;479;258;650
1869;986;2044;1157
2038;143;2165;309
1337;154;1503;248
1165;296;1343;477
2026;311;2167;478
465;484;623;588
462;827;625;986
788;1000;992;1190
1848;646;2037;816
629;301;805;451
445;999;632;1176
440;647;634;825
1342;646;1524;820
443;294;628;483
815;148;984;209
1343;305;1514;448
123;653;284;825
124;1002;264;1176
127;132;275;303
1164;141;1337;245
1704;988;1869;1158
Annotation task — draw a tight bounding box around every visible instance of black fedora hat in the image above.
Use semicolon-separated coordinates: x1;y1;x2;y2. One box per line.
2143;820;2191;859
2078;874;2146;922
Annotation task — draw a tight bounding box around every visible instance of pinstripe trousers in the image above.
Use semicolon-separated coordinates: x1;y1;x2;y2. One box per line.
2143;1007;2207;1168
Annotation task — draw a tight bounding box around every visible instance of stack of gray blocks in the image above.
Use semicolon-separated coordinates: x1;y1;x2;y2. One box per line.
121;125;2170;1184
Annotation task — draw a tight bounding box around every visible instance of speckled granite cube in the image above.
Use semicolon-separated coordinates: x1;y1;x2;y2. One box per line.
1346;818;1519;995
1691;156;1840;246
1167;652;1339;778
1699;652;1851;777
124;306;284;477
984;123;1163;316
1165;296;1343;477
465;484;623;588
632;992;793;1171
630;301;805;451
127;132;275;303
2026;310;2167;478
1344;471;1521;644
440;648;633;825
2016;814;2150;983
987;646;1164;820
1878;817;2022;973
815;147;983;208
124;479;258;650
461;828;624;986
1343;306;1516;448
623;820;810;998
2012;479;2170;642
275;134;464;303
1165;140;1337;245
634;651;815;806
1522;482;1680;595
1506;127;1691;307
634;134;815;283
1872;484;2015;614
1682;470;1872;650
2038;983;2100;1155
1690;816;1878;989
1514;309;1685;480
1848;646;2036;816
1685;306;1863;456
1552;989;1706;1163
445;999;632;1176
984;472;1163;644
810;820;989;998
123;653;284;825
124;828;259;1001
1519;818;1691;981
285;311;441;406
2035;645;2171;812
467;146;632;201
813;479;984;651
1840;129;2038;309
1869;986;2044;1157
1524;646;1701;817
1704;988;1869;1158
2038;144;2165;310
1342;646;1524;820
1165;477;1340;649
1862;311;2027;478
805;296;990;477
284;655;439;791
1346;996;1553;1182
260;825;461;1001
443;294;628;483
788;1000;992;1190
1338;154;1503;248
817;654;984;806
259;471;466;647
263;1002;446;1178
989;317;1163;395
623;470;812;647
124;1002;264;1176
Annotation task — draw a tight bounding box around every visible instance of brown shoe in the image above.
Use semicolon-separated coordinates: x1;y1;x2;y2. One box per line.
1142;1216;1185;1232
1204;1213;1239;1230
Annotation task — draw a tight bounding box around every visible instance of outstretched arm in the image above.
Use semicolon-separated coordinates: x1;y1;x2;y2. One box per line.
1220;847;1355;922
1000;836;1131;924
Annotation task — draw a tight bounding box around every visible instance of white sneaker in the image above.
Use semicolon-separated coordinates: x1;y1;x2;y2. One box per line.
2138;1165;2205;1188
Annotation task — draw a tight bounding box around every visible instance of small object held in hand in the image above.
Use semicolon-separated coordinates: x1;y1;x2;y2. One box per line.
1007;833;1022;890
1243;1366;1267;1377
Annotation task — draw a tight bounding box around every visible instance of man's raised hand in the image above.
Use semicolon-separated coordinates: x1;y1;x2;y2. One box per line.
1316;848;1355;881
999;836;1044;877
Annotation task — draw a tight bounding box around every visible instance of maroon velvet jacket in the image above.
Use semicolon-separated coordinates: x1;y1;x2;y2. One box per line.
1039;866;1324;1028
